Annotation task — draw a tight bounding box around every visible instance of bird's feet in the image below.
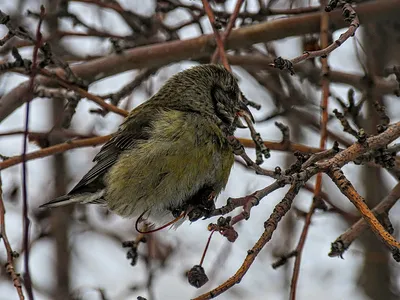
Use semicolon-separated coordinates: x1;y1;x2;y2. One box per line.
170;190;216;222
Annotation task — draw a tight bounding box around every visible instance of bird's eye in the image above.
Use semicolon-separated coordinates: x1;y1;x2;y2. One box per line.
226;88;237;100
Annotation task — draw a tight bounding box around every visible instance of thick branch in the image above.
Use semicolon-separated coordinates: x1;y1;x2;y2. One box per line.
328;167;400;261
1;0;399;121
329;182;400;258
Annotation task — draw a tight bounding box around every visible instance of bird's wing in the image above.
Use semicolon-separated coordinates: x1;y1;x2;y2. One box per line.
68;106;155;195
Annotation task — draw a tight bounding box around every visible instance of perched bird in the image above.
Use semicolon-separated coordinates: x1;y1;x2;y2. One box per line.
40;64;254;226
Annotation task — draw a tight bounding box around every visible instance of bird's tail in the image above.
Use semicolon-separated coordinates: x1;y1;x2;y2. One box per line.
40;190;106;208
39;195;81;208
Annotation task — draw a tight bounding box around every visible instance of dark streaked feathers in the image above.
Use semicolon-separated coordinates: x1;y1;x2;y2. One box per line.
68;109;154;196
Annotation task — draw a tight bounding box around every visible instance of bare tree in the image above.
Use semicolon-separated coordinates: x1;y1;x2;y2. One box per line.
0;0;399;299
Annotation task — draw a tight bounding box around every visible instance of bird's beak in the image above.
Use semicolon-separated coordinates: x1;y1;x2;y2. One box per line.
237;100;255;124
234;115;247;128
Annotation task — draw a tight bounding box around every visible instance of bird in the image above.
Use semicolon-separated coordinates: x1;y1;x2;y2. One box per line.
40;64;254;226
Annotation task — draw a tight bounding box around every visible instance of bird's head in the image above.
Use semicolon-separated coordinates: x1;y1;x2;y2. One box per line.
156;64;254;135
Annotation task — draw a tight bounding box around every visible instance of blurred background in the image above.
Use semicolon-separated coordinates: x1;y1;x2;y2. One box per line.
0;0;400;299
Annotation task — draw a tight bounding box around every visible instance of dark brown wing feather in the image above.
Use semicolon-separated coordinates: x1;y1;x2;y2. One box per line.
68;107;156;195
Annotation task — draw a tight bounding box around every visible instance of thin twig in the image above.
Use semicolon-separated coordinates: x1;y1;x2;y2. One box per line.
38;69;128;117
0;135;111;170
199;230;216;266
290;3;331;298
270;3;360;74
211;0;244;63
201;0;231;71
22;6;46;300
0;175;24;299
293;3;359;65
227;136;276;178
301;145;339;169
208;180;284;222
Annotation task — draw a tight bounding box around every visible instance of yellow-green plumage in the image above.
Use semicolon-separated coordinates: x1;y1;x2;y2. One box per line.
106;109;234;220
40;64;253;225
